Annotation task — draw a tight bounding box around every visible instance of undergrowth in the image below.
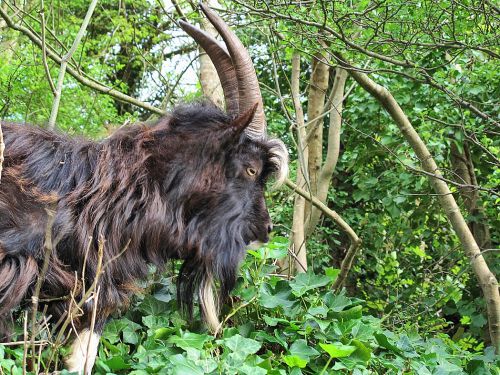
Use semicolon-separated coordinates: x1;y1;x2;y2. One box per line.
0;237;498;374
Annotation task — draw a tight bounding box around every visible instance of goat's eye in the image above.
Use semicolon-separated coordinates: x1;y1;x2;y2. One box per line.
246;167;257;176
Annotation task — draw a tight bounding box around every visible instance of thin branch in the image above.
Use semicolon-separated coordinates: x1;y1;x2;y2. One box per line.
215;295;257;336
22;311;28;375
285;178;362;289
0;6;163;116
47;0;99;129
39;0;56;95
0;340;49;347
45;238;105;373
289;52;309;273
233;0;412;68
342;118;500;197
30;210;55;373
234;2;498;127
84;286;100;375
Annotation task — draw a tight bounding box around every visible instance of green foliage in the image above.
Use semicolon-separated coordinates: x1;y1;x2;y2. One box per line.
1;0;499;372
1;240;498;374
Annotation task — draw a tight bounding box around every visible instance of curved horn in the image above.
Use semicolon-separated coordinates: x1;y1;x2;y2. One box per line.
200;3;266;138
179;20;239;116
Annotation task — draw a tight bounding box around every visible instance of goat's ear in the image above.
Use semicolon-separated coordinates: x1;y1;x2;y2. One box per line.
230;103;258;136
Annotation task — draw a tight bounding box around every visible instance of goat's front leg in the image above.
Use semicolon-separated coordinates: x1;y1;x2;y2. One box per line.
65;328;101;374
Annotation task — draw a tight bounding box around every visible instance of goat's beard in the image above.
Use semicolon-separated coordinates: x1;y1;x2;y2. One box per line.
176;212;247;331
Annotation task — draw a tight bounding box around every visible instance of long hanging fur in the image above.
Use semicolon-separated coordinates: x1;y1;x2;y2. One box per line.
0;101;287;339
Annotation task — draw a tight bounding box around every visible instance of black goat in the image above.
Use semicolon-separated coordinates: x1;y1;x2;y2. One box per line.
0;4;287;373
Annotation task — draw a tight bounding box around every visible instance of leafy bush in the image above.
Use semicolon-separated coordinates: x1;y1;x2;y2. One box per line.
2;238;497;374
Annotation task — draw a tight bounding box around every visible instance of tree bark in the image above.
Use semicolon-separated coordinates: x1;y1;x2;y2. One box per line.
198;0;224;108
289;52;308;273
306;67;348;235
450;142;491;250
340;57;500;352
305;53;330;218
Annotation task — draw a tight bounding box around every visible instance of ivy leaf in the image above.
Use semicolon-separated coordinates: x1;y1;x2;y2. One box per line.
324;292;353;312
263;315;290;326
375;332;402;354
223;334;261;358
255;330;287;349
350;339;372;364
289;272;331;297
259;281;295;309
289;339;320;360
103;318;140;344
396;335;419;358
320;343;357;358
168;332;210;351
336;305;363;320
325;267;340;282
169;354;204;375
248;237;288;260
142;315;169;329
239;364;268;375
283;355;308;368
102;356;131;371
138;295;169;315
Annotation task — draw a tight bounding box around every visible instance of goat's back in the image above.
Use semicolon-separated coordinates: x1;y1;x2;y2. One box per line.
2;122;99;195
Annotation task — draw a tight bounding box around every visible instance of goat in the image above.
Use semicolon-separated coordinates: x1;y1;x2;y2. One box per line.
0;4;287;373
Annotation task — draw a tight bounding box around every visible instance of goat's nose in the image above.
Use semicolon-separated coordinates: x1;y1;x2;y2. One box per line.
267;223;273;234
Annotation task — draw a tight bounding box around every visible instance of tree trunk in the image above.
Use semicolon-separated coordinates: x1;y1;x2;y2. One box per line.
288;52;308;274
450;142;491;249
305;53;330;218
306;67;348;235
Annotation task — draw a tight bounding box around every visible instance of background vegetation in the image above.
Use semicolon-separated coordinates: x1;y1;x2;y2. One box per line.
0;0;498;373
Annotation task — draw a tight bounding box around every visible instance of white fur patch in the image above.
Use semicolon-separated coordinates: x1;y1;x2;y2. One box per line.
199;275;220;331
267;138;289;188
65;329;100;374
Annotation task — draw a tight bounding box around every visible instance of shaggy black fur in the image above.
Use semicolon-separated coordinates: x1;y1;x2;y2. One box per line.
0;101;286;339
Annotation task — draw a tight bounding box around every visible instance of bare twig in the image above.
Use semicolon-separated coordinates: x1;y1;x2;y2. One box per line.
0;6;163;115
39;0;56;95
289;52;309;273
84;286;100;375
0;340;48;347
22;312;28;375
215;295;257;336
47;0;99;129
285;178;362;289
45;238;105;373
30;210;56;373
287;245;308;273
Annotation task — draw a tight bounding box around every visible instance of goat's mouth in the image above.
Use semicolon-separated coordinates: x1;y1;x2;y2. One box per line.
244;228;269;247
246;240;265;250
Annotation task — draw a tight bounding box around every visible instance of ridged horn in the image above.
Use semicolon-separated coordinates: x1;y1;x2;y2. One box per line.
179;20;239;116
199;3;266;138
